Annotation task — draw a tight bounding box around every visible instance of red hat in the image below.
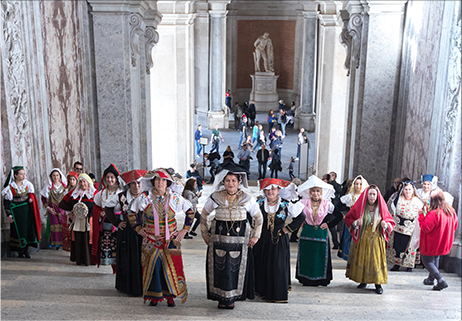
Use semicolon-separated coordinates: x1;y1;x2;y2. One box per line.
259;178;291;190
120;170;148;186
67;171;78;180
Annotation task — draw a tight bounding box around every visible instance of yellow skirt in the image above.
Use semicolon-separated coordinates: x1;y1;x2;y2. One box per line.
345;225;388;284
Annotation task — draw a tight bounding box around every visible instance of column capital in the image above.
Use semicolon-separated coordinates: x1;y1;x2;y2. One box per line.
361;1;407;14
88;0;156;16
208;0;231;15
302;11;318;19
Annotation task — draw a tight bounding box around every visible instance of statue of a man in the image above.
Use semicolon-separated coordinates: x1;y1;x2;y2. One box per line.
254;32;274;72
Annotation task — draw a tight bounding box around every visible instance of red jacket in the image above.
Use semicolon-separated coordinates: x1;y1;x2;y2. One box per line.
418;209;458;256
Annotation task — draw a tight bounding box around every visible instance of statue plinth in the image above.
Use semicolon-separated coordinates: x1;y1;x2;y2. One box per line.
249;72;279;112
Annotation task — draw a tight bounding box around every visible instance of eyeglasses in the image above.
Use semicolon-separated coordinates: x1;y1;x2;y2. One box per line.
75;167;83;171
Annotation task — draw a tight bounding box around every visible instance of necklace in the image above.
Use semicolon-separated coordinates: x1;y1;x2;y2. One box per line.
311;201;320;228
226;190;238;196
224;191;242;236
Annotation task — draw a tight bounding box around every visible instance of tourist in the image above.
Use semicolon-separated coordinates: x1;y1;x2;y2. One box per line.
210;124;224;154
237;143;252;175
384;177;402;202
225;89;232;109
238;116;248;149
185;163;203;192
222;145;235;165
387;181;423;272
59;174;97;266
257;144;270;179
40;168;67;249
419;189;458;291
288;157;296;180
254;178;305;302
296;175;342;286
131;169;195;306
252;121;260;148
296;128;308;160
200;163;263;309
248;100;256;127
267;110;276;132
182;178;201;238
269;149;282;178
345;185;395;294
73;161;84;175
2;166;41;258
195;125;203;158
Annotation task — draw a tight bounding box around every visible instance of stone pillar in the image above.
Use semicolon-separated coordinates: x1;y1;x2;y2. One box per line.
150;1;196;174
314;3;348;179
342;0;406;189
208;1;231;129
298;11;318;132
89;0;159;173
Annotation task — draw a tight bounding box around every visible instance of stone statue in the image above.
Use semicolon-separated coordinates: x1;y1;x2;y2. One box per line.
253;32;274;72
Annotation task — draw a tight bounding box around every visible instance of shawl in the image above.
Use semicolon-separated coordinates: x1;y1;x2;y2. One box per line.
345;186;395;242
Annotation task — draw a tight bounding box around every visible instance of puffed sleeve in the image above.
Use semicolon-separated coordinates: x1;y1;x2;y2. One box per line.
1;185;13;201
200;197;217;236
94;191;103;207
246;197;263;238
286;201;306;233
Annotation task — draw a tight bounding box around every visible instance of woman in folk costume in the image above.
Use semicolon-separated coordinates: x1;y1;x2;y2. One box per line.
2;166;41;258
62;171;78;253
345;185;395;294
104;169;146;296
338;175;369;260
253;178;305;302
40;168;67;249
58;174;97;266
200;162;263;309
62;171;78;257
131;169;195;306
92;164;123;272
387;180;423;271
295;175;342;286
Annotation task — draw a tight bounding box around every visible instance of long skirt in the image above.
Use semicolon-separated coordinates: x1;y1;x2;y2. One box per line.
74;231;91;266
337;224;351;261
253;230;291;302
386;231;420;268
100;222;117;265
9;200;39;251
141;237;187;304
296;224;332;286
62;212;72;252
46;204;64;246
346;225;388;284
206;219;254;304
116;225;143;296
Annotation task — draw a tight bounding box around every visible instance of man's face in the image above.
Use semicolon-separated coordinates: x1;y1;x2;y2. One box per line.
74;164;83;174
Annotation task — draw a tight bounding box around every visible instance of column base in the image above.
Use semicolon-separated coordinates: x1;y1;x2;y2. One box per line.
296;113;316;132
208;111;229;129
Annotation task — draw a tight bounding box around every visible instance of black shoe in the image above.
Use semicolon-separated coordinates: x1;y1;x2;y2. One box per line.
406;267;413;272
357;283;367;289
390;265;400;271
184;234;193;239
189;231;197;236
375;285;383;294
332;245;339;250
432;280;448;291
24;252;31;259
149;301;157;306
167;299;176;307
423;278;434;286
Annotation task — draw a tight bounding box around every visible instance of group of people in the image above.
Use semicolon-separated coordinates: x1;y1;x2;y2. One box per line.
2;162;458;310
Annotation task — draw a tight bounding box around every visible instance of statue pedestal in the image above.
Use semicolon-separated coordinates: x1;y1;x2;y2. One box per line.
250;72;279;112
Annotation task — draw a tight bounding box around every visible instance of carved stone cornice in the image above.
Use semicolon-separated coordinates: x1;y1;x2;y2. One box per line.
339;11;363;76
1;1;31;150
129;12;144;67
144;26;159;74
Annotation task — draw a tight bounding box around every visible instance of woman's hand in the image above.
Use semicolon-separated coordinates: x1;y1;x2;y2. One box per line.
355;219;362;227
175;229;188;242
8;216;14;224
100;210;106;217
320;223;328;230
248;236;258;247
202;233;210;246
380;221;387;229
47;206;56;215
282;227;289;234
118;221;127;230
138;228;147;238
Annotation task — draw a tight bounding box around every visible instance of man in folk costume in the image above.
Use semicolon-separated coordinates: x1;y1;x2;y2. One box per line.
345;185;395;294
131;169;195;306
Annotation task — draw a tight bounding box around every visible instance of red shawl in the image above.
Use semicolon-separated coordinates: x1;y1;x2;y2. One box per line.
345;186;395;242
29;193;42;242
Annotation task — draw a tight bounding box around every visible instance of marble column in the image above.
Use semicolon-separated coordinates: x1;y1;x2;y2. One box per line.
208;1;231;129
298;11;318;132
150;2;196;175
342;0;406;189
313;3;348;180
89;0;159;173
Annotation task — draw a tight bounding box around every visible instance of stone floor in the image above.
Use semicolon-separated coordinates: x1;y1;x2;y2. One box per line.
1;238;461;321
